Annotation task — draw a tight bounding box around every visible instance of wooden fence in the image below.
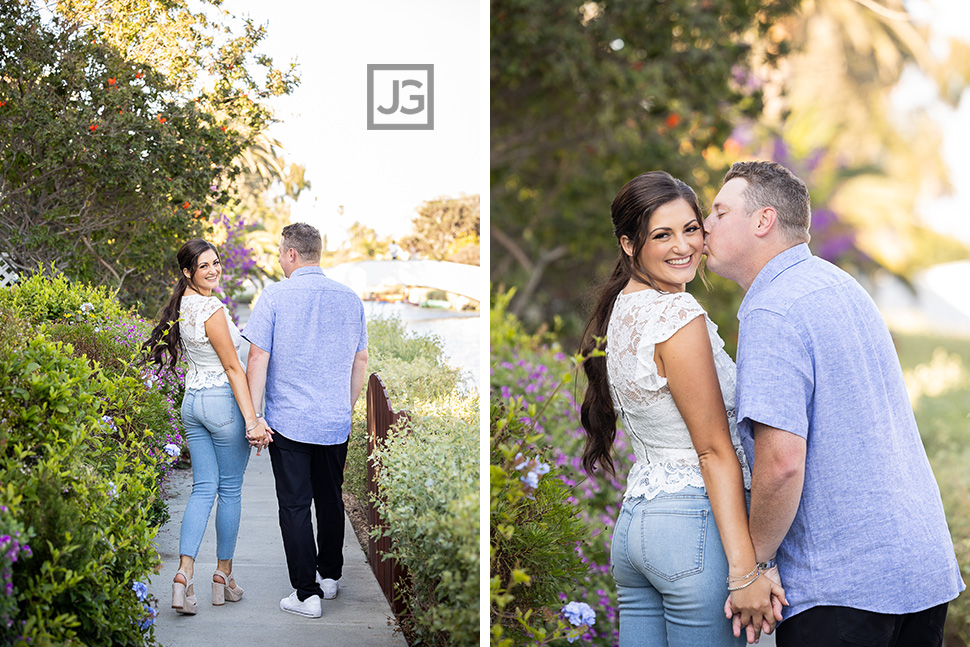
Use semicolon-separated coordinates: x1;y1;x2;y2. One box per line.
365;372;410;616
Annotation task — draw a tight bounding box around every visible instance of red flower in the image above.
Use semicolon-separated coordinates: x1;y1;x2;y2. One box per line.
89;124;98;132
665;113;681;128
107;78;116;86
135;72;144;79
0;101;6;107
157;115;167;124
183;201;190;209
220;126;227;132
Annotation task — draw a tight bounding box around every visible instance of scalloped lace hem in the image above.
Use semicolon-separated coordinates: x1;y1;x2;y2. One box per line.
624;455;750;501
185;370;230;390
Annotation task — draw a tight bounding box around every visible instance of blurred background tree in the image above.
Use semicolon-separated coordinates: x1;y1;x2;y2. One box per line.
491;0;970;345
402;194;481;264
0;0;298;312
491;0;798;337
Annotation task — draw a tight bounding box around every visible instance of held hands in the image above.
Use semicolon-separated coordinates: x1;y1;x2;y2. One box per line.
723;565;787;644
245;419;274;456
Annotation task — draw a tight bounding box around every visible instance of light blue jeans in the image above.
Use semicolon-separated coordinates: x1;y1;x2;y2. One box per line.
179;385;251;560
611;486;744;647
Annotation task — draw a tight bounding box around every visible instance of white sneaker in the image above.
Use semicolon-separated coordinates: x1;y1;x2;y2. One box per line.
316;574;339;599
280;591;322;618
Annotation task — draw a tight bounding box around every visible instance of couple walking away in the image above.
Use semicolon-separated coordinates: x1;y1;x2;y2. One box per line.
580;161;964;647
144;222;369;619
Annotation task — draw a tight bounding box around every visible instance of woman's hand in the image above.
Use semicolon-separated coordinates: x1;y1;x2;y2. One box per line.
729;572;774;643
245;419;274;456
724;566;787;644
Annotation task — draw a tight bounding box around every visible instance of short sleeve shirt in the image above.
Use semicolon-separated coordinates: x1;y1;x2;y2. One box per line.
242;266;368;445
736;244;963;620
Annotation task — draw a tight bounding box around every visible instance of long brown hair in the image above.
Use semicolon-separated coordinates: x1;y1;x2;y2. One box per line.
142;238;221;372
579;171;705;476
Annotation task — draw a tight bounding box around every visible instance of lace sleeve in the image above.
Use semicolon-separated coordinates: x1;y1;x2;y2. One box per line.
633;292;707;389
184;297;225;344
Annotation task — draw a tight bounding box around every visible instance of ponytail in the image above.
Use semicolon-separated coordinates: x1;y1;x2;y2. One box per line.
142;276;188;373
579;258;627;477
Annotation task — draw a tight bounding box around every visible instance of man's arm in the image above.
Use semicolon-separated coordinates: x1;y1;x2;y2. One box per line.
351;349;368;408
246;344;271;419
748;422;807;562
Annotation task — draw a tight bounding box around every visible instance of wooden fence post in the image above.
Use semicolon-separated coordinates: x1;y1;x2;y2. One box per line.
365;372;410;616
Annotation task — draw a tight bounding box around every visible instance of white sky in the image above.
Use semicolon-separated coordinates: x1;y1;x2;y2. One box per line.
222;0;481;249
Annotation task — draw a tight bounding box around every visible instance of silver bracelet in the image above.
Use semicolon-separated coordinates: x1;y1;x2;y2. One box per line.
727;571;761;592
726;565;759;585
758;558;777;571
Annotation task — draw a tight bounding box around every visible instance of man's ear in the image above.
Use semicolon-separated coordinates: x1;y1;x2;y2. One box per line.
754;207;778;239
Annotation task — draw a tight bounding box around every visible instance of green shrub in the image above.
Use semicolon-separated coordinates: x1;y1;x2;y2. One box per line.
490;399;591;647
490;289;629;646
346;315;463;504
0;266;126;326
348;314;479;645
371;399;479;647
0;335;162;645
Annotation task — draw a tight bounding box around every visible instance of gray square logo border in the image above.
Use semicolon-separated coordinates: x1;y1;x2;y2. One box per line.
367;64;434;131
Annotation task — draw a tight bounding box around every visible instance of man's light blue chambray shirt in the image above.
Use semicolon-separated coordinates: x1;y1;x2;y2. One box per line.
736;244;963;621
242;266;367;446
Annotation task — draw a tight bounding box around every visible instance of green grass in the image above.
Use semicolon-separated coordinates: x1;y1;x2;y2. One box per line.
892;331;970;646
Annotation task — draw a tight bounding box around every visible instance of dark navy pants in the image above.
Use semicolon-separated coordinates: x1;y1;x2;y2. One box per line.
268;431;348;601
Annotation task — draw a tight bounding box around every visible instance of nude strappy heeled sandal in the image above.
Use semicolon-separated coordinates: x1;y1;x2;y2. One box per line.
212;569;244;605
172;569;197;615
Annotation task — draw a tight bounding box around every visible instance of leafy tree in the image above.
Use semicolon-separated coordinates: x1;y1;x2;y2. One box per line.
403;194;480;264
491;0;798;332
229;132;310;281
0;0;297;311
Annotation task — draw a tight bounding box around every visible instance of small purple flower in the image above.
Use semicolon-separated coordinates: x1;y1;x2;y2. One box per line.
132;581;148;601
522;471;539;489
562;600;596;642
163;443;180;458
138;604;157;629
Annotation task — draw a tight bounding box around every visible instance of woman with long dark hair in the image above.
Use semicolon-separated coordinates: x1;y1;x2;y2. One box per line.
579;172;784;645
144;238;271;615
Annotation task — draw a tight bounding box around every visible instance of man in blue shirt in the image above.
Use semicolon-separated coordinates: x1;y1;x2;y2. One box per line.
244;223;368;618
705;161;963;646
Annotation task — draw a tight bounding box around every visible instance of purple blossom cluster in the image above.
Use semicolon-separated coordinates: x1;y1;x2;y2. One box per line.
491;347;633;646
0;507;31;631
97;315;185;476
211;213;259;324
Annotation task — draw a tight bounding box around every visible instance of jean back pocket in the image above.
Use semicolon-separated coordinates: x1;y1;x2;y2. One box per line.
638;508;707;581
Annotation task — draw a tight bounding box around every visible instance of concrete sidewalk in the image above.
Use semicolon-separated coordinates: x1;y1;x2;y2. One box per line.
146;453;405;646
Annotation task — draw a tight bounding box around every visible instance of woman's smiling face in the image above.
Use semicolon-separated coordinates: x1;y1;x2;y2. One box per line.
623;198;703;293
184;248;222;293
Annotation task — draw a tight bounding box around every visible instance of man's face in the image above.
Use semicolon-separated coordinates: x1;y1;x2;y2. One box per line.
704;177;753;283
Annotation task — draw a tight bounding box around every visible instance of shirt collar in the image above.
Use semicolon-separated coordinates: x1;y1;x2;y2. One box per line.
738;243;812;320
290;265;324;278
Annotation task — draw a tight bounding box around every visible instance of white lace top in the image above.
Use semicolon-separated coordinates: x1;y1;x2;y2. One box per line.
179;294;243;390
606;289;750;501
